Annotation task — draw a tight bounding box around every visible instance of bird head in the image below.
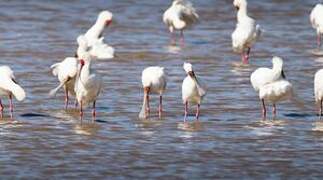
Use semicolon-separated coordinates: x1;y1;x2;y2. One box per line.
97;10;113;27
233;0;247;11
183;62;195;78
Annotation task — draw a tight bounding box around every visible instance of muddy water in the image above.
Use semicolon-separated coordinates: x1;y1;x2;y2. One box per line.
1;0;323;179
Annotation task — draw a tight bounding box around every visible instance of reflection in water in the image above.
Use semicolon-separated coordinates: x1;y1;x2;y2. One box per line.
312;121;323;132
74;122;100;136
177;121;203;131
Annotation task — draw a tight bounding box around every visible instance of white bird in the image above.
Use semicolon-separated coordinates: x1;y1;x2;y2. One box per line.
310;3;323;49
85;10;113;46
82;10;115;60
0;66;26;118
182;62;206;121
314;69;323;119
139;66;167;119
75;50;102;120
250;56;293;119
232;0;262;64
49;57;78;109
163;0;199;45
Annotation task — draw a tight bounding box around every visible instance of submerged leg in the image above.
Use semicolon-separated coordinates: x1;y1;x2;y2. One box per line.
144;87;150;118
0;99;3;118
273;103;277;119
159;95;163;119
92;101;96;121
320;99;322;120
64;88;69;110
80;100;83;121
170;31;176;45
184;101;188;122
261;99;266;120
9;94;13;119
196;104;200;120
180;30;184;47
317;33;322;49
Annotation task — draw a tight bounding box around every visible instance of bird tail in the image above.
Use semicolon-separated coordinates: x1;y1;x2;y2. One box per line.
10;82;26;101
49;80;67;97
139;91;148;119
50;63;60;76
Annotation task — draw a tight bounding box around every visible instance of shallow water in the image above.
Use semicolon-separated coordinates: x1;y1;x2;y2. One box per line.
1;0;323;179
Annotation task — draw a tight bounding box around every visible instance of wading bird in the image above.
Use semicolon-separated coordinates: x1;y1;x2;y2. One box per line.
310;3;323;49
182;62;206;121
139;66;167;119
232;0;261;64
0;66;26;118
163;0;198;46
250;56;293;119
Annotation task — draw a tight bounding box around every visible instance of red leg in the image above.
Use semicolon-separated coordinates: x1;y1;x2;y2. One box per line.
261;99;266;120
245;47;251;63
317;34;321;49
180;30;184;47
241;52;246;64
196;104;200;120
184;101;188;122
170;32;176;45
273;103;277;119
74;99;78;109
64;88;69;110
9;94;13;119
0;99;3;118
320;99;322;120
159;95;162;119
144;87;150;118
92;101;96;121
80;100;83;121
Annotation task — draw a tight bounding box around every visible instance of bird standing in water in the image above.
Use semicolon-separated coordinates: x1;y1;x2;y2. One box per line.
163;0;198;46
139;66;167;119
182;62;206;121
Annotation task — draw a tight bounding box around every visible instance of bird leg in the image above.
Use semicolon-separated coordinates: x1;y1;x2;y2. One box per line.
159;95;162;119
80;100;83;121
144;87;150;118
74;99;78;109
92;101;96;121
245;47;251;63
180;30;184;47
9;94;13;119
261;99;266;120
64;88;69;110
196;104;200;120
0;99;3;118
317;34;322;49
272;103;277;119
170;32;176;45
320;99;322;120
184;101;188;122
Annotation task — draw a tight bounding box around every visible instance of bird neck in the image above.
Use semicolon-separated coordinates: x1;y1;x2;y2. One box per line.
86;21;105;39
272;63;283;78
80;61;91;81
237;6;248;22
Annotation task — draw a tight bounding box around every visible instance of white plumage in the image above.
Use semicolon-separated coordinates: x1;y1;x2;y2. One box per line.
0;66;26;118
310;3;323;48
250;56;293;119
232;0;261;64
81;10;115;60
49;57;78;109
139;66;167;119
182;62;206;121
163;0;198;45
75;51;102;120
314;69;323;118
